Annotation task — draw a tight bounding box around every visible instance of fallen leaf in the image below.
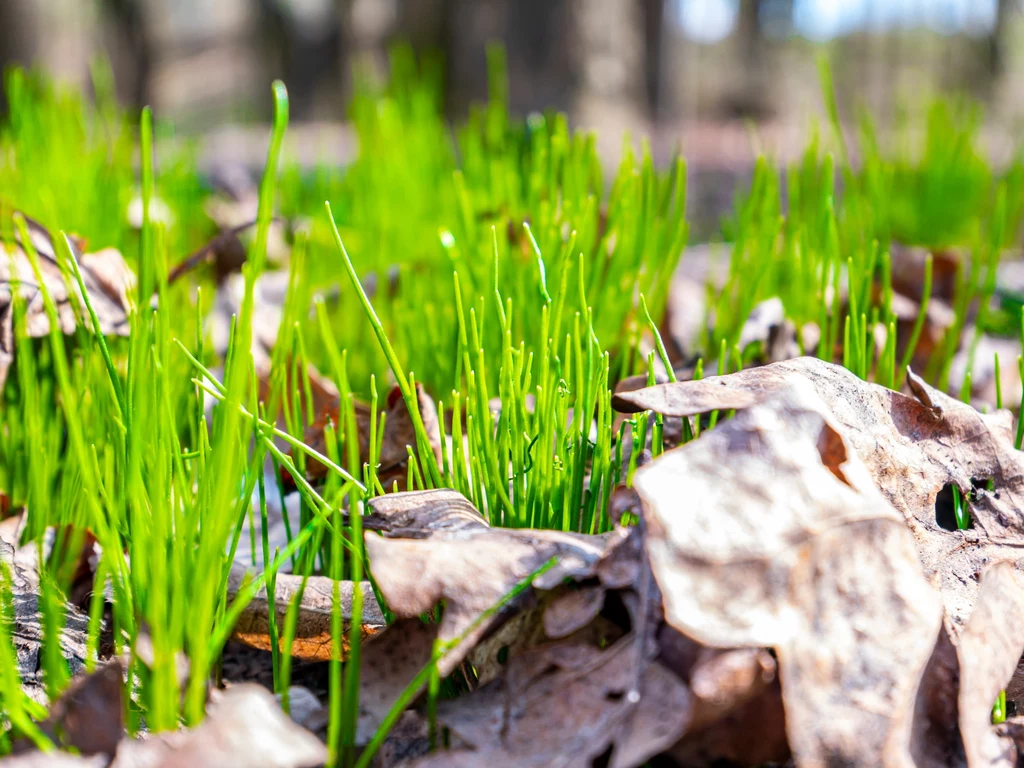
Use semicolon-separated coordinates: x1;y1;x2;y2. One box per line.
38;659;123;756
356;618;437;744
736;296;817;363
118;683;326;768
891;243;961;304
541;585;605;639
957;562;1024;767
633;382;944;765
411;637;690;768
167;222;251;286
615;356;1024;637
365;490;623;676
227;562;386;661
283;383;443;492
1;218;132;391
362;488;487;535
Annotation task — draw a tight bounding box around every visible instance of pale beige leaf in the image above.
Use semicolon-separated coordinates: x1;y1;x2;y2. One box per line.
634;384;944;766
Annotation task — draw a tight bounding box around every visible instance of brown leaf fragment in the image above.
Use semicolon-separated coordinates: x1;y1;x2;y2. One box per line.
687;647;777;731
356;618;438;744
39;659;124;757
910;624;964;767
114;683;328;768
283;383;443;491
411;638;690;768
617;356;1024;638
227;563;386;661
1;226;132;390
668;676;790;767
542;585;605;639
634;384;944;766
276;686;325;733
958;563;1024;767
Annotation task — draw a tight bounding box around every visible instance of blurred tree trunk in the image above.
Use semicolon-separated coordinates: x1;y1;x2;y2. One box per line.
731;0;769;119
641;0;664;120
988;0;1016;80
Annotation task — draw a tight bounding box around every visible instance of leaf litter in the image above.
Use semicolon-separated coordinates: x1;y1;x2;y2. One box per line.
11;232;1024;765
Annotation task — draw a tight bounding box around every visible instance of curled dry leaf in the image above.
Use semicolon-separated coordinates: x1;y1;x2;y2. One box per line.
957;562;1024;767
411;638;690;768
615;356;1024;638
227;562;386;661
365;490;624;676
633;383;944;765
1;220;132;390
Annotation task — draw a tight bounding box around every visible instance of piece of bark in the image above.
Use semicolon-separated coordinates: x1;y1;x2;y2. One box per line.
227;563;386;661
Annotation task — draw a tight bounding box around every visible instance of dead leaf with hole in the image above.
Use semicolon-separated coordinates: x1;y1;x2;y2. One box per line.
227;562;386;661
633;382;944;765
615;356;1024;639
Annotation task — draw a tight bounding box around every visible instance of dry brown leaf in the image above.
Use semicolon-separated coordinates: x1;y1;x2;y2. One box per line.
283;383;443;491
957;563;1024;767
362;488;486;536
1;224;132;390
668;677;790;767
38;659;124;757
356;618;438;745
365;490;623;676
541;586;606;639
113;683;327;768
736;297;818;363
891;243;961;304
615;356;1024;637
410;638;690;768
633;383;944;766
227;562;386;661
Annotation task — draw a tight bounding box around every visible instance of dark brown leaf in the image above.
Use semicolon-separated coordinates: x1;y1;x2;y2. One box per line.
411;638;690;768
